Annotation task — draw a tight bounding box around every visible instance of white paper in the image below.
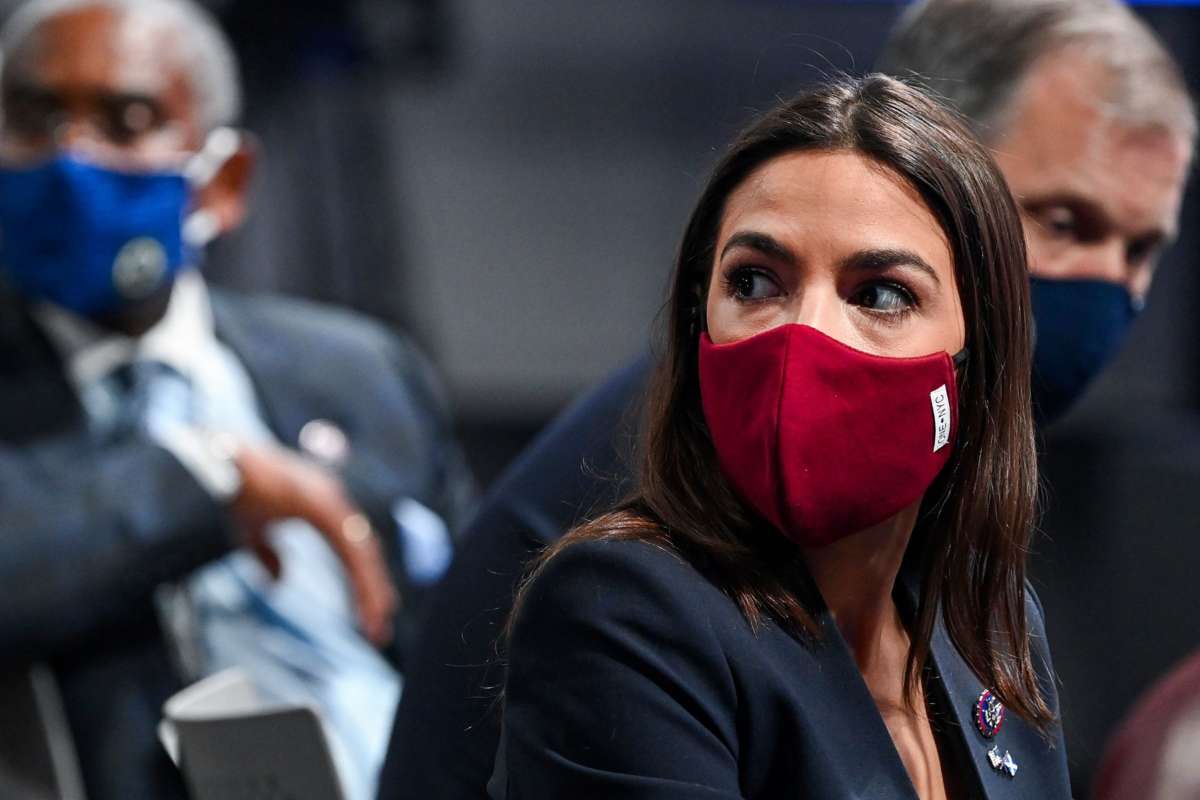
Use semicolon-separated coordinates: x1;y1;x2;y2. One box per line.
159;668;348;800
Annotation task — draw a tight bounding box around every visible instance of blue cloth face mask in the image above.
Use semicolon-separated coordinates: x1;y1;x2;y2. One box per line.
1030;276;1141;424
0;132;233;316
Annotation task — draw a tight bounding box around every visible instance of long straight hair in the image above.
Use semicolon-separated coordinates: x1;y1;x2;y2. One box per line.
518;74;1052;731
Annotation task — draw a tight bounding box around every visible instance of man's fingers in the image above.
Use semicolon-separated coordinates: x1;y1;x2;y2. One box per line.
232;444;399;644
251;537;283;579
237;514;283;579
333;513;399;646
308;505;400;646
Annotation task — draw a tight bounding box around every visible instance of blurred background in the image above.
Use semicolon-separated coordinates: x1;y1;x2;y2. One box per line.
1;0;1194;794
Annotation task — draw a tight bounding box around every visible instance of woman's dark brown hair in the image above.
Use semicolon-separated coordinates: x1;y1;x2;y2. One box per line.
517;74;1052;729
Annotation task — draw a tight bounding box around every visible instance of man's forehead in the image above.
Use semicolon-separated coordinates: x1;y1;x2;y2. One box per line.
6;5;193;109
994;53;1192;237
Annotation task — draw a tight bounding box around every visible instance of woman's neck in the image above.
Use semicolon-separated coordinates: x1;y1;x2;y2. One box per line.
800;499;921;671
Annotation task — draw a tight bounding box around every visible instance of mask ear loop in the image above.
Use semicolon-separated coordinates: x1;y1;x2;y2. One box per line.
181;127;241;249
182;127;240;187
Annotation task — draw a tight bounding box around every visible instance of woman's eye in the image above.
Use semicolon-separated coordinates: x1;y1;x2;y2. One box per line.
852;283;914;313
727;268;780;301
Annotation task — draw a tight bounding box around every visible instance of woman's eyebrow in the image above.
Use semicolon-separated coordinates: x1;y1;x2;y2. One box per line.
841;248;941;285
719;231;796;264
720;235;942;286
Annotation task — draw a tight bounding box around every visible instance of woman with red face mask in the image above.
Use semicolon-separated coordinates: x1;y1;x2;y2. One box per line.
489;76;1070;800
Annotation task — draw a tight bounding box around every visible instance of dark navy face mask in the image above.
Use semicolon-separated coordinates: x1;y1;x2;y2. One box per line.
1030;275;1141;424
0;153;195;316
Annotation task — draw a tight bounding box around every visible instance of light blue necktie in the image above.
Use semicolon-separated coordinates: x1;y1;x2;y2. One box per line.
83;359;192;442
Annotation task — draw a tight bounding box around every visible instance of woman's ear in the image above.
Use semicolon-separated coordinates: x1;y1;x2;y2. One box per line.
193;132;259;236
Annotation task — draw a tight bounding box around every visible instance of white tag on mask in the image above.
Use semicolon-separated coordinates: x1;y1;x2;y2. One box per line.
931;384;951;452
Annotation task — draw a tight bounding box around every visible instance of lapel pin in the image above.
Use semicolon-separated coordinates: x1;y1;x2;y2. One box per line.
986;746;1019;778
975;689;1006;739
299;418;350;466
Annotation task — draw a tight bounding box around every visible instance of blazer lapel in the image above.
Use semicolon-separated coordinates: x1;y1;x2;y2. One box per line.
208;291;301;446
893;567;1053;800
928;612;1068;800
0;295;85;443
928;616;1009;799
807;608;923;800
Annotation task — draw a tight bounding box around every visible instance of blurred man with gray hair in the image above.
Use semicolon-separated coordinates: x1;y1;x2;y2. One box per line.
377;2;1196;798
882;0;1194;421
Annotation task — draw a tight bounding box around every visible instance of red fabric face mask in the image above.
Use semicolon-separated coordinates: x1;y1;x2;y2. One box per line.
698;324;963;548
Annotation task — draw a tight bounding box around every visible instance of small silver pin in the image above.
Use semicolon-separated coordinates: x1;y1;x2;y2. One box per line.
298;418;350;466
986;745;1018;778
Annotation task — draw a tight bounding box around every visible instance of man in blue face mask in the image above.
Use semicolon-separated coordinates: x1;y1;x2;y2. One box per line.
879;0;1194;424
376;2;1195;799
0;2;474;799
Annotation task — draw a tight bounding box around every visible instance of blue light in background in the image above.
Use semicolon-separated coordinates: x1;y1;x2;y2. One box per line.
831;0;1200;5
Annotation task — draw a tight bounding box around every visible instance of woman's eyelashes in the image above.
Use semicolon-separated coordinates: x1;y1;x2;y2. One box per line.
850;281;917;317
724;266;782;302
722;263;919;320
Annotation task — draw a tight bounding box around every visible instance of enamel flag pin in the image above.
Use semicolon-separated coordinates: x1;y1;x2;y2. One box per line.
975;689;1005;738
977;690;1017;778
986;746;1019;778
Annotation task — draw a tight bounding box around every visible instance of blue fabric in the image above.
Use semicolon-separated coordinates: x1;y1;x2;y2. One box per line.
391;497;452;585
1030;276;1139;424
84;360;194;443
0;155;189;315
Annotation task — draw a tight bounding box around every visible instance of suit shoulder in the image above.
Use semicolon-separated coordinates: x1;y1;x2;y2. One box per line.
535;535;701;590
517;535;743;648
1022;580;1064;714
1024;580;1049;640
210;289;445;400
215;290;403;351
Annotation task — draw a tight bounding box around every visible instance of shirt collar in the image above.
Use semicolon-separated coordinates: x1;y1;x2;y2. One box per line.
33;269;216;390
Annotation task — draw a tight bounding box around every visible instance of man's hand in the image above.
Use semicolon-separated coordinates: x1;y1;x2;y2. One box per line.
228;443;399;646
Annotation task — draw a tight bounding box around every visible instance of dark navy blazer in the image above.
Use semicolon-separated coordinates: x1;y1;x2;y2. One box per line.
493;537;1072;799
0;287;474;800
379;356;649;799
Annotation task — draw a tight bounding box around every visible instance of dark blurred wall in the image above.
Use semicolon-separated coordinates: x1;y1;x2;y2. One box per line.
381;2;901;421
203;0;452;326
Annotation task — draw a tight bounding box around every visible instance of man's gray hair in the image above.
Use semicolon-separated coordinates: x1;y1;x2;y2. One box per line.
878;0;1196;145
0;0;241;131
